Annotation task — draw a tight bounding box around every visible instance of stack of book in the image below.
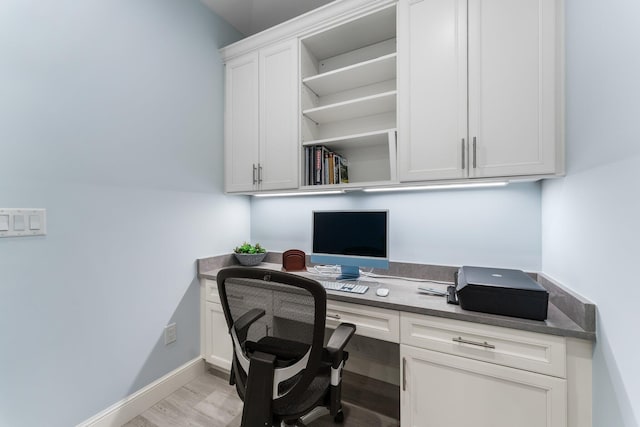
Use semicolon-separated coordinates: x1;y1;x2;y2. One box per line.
304;146;349;186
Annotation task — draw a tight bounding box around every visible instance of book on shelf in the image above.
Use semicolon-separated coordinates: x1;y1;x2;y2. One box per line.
304;145;348;186
325;149;337;185
338;154;349;184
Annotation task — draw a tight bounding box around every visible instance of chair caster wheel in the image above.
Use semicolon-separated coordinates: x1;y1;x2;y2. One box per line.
334;410;344;423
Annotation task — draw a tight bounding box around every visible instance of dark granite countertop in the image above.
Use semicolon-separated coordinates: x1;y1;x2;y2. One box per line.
198;256;596;341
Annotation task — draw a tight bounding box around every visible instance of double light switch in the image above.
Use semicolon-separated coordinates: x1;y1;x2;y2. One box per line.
0;209;47;238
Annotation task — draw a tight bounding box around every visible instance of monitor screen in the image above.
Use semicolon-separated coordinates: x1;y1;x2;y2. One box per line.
311;210;389;278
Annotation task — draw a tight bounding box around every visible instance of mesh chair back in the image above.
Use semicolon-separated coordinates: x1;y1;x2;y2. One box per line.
216;267;327;406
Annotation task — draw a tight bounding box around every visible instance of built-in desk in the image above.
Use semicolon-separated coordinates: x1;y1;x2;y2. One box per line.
198;258;594;427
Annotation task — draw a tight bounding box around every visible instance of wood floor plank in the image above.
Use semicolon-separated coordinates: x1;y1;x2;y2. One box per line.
193;389;243;425
124;371;398;427
122;417;157;427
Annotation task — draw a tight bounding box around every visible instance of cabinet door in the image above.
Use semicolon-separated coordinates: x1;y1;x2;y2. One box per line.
398;0;468;182
205;302;233;370
225;52;260;192
259;39;299;191
468;0;560;177
400;344;567;427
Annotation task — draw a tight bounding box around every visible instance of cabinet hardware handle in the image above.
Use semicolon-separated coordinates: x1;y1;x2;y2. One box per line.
402;357;407;391
473;137;477;168
452;336;495;349
258;164;263;184
228;294;244;300
326;313;341;320
461;138;466;169
252;164;257;185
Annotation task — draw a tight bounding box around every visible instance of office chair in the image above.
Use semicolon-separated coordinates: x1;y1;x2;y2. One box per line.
216;267;356;427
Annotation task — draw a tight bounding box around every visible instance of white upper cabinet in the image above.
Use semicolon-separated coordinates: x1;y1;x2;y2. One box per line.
222;0;564;193
224;40;299;193
398;0;468;182
259;39;299;191
398;0;563;183
224;52;260;193
468;0;560;177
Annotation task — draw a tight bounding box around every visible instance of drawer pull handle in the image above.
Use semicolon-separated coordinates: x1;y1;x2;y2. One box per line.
452;336;495;349
327;313;341;320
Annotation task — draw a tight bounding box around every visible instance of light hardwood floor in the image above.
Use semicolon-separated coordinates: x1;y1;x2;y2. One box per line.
124;371;399;427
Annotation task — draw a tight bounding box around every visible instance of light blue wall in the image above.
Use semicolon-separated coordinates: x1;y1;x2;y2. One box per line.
542;0;640;425
251;182;542;271
0;1;248;426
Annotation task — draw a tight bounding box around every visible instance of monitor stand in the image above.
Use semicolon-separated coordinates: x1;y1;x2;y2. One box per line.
338;265;360;280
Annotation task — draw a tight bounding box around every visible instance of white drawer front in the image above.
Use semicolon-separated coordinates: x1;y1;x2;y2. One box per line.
326;300;400;343
205;279;220;303
401;312;566;378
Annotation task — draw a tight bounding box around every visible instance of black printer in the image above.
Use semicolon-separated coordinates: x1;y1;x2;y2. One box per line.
452;266;549;321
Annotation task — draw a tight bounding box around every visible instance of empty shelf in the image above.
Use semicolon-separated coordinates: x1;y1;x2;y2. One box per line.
303;53;397;96
303;91;397;124
303;129;396;150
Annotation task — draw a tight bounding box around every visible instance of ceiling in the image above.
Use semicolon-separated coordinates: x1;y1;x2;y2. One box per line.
201;0;335;37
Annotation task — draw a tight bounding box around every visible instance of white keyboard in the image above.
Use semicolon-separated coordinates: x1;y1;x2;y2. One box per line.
319;280;369;294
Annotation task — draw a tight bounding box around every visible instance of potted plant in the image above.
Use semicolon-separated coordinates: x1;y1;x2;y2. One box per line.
233;242;267;266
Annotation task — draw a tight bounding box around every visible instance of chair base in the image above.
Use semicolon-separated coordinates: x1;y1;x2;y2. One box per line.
282;406;330;427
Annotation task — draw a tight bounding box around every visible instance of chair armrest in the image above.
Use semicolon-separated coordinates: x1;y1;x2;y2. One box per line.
233;308;265;343
326;323;356;368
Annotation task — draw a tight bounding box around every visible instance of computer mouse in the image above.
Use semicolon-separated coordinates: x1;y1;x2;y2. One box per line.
376;288;389;297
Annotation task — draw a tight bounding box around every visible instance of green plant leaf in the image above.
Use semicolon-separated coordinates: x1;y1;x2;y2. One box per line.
233;242;267;254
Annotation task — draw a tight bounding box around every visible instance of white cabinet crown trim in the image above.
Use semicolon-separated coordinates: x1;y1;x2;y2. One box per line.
220;0;397;61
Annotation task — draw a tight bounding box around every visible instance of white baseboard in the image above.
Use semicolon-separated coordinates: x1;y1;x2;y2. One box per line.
77;357;205;427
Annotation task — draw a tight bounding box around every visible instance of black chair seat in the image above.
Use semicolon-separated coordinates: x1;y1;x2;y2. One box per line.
246;336;310;366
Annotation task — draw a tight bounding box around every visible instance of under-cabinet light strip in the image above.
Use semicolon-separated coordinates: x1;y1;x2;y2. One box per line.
252;182;508;197
363;182;509;192
253;190;345;198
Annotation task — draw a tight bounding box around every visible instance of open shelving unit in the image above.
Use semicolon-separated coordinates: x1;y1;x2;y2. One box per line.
300;4;398;188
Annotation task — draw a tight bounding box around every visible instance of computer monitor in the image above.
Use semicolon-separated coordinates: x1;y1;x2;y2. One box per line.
311;210;389;280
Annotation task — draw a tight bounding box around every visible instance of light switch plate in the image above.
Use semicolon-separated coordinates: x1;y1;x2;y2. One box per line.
0;209;47;238
13;215;25;231
29;215;41;230
0;215;9;231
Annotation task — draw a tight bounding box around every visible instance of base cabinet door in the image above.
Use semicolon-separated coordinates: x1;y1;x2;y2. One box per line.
205;301;233;370
400;344;567;427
